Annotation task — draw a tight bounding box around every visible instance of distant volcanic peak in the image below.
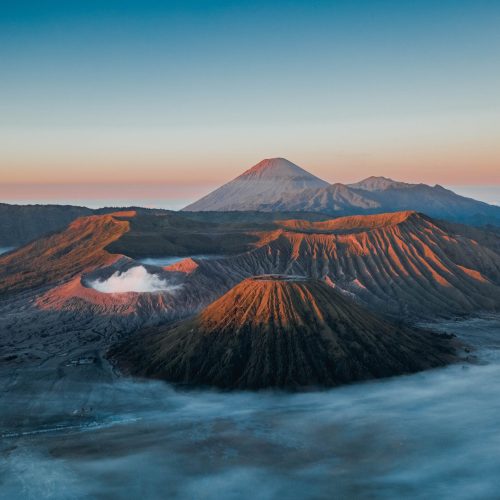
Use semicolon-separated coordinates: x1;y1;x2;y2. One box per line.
239;157;327;183
349;176;412;191
183;157;500;220
182;157;328;211
113;275;461;389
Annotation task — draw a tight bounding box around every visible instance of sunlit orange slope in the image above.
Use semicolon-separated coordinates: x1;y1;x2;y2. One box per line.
112;275;462;389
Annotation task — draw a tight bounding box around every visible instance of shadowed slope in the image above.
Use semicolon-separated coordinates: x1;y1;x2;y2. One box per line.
112;276;461;390
0;203;93;247
0;204;179;247
348;178;500;225
272;183;379;212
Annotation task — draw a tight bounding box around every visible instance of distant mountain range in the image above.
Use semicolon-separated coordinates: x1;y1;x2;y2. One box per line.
183;158;500;226
0;157;498;250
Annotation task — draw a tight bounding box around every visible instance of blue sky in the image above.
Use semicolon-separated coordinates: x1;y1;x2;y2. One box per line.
1;0;499;207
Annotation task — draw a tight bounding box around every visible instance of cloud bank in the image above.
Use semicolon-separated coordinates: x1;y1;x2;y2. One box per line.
90;266;180;293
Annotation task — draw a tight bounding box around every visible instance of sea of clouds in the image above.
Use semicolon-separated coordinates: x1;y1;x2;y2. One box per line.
3;316;500;499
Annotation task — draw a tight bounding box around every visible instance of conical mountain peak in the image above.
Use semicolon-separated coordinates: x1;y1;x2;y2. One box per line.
111;275;460;389
239;158;325;181
183;158;328;211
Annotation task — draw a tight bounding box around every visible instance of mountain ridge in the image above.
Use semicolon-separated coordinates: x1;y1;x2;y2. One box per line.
2;209;499;319
183;158;500;226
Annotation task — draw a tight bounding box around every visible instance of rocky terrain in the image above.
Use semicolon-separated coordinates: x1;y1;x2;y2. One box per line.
2;209;500;327
111;275;462;389
0;210;271;373
192;211;500;318
0;208;498;388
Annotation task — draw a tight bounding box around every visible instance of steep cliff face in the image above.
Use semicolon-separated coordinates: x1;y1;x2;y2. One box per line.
112;276;461;390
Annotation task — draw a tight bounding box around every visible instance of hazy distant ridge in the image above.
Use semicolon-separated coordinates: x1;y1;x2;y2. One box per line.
183;158;500;226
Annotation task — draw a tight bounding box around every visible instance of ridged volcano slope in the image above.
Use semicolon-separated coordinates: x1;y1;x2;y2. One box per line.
111;276;460;390
194;211;500;317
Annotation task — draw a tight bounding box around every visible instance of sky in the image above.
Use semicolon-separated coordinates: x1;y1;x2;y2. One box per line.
1;0;499;208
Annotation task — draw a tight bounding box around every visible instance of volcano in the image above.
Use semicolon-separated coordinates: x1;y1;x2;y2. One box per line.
191;211;500;318
183;158;328;211
112;275;461;390
182;158;500;226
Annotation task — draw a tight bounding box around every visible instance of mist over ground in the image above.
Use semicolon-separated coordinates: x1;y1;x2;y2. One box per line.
1;316;500;499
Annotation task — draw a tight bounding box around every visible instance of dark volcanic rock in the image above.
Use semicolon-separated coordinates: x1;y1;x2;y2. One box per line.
111;275;462;390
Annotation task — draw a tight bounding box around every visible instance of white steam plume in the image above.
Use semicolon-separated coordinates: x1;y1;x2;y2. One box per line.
90;266;181;294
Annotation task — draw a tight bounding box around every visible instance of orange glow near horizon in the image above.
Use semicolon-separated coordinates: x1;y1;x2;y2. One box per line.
2;0;499;202
2;117;499;187
2;150;499;186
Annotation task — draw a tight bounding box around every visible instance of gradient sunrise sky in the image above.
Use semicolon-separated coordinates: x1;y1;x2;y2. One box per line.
1;0;499;208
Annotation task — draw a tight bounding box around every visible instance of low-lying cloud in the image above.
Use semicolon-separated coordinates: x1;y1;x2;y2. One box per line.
90;266;181;293
1;317;500;498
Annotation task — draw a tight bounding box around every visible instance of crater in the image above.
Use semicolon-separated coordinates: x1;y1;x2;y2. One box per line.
87;265;181;294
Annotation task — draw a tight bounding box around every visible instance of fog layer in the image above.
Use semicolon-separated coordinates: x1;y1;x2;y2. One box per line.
1;316;500;499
